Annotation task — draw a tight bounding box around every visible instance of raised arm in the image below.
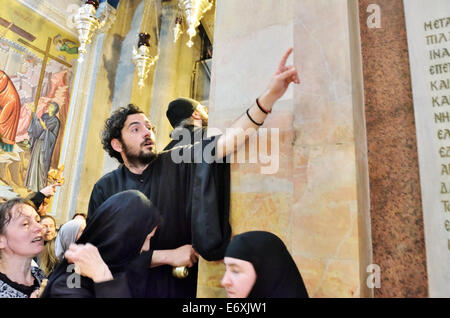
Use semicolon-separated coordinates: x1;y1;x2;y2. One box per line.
215;48;300;159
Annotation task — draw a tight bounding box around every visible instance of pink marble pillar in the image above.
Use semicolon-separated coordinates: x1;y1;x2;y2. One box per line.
358;0;428;297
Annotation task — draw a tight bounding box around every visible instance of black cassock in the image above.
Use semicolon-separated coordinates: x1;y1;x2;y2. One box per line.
87;136;231;298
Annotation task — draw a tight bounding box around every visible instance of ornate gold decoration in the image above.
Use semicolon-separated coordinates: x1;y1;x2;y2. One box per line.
47;164;65;186
40;165;65;215
178;0;214;47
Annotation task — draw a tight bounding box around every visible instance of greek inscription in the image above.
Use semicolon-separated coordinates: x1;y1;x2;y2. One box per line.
432;96;450;107
442;182;450;194
437;129;450;140
424;17;450;31
445;220;450;231
439;146;450;158
442;200;450;212
441;163;450;175
426;32;450;45
435;111;450;123
431;79;450;91
430;62;450;75
429;47;450;59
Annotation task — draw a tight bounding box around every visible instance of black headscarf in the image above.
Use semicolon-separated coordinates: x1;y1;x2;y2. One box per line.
42;190;161;297
225;231;309;298
166;97;199;128
75;189;161;273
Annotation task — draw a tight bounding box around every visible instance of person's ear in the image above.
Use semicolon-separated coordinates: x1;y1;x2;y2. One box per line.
111;138;123;153
0;234;6;250
191;110;201;120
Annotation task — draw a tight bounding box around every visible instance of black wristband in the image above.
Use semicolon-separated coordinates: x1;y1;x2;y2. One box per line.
256;98;271;114
246;108;264;126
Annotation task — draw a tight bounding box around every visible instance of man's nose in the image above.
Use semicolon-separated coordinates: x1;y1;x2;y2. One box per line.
142;126;152;138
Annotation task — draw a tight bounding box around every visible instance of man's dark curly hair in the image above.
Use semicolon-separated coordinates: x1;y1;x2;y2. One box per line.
101;104;144;163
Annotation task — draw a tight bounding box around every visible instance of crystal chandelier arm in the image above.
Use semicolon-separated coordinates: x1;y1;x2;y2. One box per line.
179;0;214;47
74;0;117;61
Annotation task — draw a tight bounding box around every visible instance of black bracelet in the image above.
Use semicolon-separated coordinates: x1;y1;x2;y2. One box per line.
256;98;271;114
246;108;264;126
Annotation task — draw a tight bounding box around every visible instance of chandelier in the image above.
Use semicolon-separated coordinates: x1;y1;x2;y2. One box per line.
132;33;158;88
177;0;214;47
73;0;116;62
132;0;160;88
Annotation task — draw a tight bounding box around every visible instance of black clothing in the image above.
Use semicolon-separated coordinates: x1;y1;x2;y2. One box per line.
163;125;205;151
166;97;198;128
87;137;231;298
42;190;160;298
225;231;309;298
26;191;45;210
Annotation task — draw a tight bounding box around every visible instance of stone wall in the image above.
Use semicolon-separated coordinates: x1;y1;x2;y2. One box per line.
200;0;365;298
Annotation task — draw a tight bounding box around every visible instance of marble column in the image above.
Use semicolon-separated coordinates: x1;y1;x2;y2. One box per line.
148;0;181;151
358;0;428;297
51;31;107;224
53;0;146;220
200;0;365;298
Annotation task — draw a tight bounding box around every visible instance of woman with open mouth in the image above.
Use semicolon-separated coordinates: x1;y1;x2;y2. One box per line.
0;198;46;298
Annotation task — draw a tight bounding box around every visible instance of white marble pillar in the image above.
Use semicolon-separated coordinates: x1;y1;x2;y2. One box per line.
149;0;182;151
51;33;107;224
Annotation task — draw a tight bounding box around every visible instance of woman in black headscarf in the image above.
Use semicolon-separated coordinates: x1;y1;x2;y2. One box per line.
221;231;309;298
41;190;161;298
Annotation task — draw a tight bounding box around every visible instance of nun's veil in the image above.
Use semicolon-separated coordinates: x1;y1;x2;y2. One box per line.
75;189;161;273
225;231;309;298
42;190;161;297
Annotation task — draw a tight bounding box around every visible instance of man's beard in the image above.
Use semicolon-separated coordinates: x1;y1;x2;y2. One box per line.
122;140;156;166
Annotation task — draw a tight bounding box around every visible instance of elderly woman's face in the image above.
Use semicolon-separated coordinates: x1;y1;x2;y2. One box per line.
221;257;257;298
0;204;44;258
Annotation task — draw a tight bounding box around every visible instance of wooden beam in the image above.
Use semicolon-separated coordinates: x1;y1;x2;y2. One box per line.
0;16;36;42
17;38;72;68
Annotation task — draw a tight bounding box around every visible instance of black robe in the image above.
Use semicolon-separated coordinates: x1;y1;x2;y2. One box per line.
87;136;231;298
42;190;160;298
225;231;309;298
163;125;205;151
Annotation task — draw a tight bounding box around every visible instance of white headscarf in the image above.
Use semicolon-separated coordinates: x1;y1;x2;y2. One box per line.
54;219;85;261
